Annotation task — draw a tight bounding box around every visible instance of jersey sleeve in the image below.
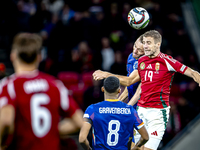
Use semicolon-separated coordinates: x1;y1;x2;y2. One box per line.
0;84;15;109
132;108;144;130
83;105;94;124
164;55;188;74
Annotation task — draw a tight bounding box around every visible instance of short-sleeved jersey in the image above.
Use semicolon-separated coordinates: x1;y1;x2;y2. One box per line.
126;53;140;109
83;99;144;150
138;52;188;108
0;71;78;150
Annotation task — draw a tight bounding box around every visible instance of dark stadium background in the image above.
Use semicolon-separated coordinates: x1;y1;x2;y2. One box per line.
0;0;200;149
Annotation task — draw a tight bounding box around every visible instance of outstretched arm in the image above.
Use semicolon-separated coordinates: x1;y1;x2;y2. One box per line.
93;70;140;86
184;67;200;86
128;83;141;106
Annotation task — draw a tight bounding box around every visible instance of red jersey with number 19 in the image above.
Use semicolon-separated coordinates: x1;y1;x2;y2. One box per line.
138;52;188;108
0;70;79;150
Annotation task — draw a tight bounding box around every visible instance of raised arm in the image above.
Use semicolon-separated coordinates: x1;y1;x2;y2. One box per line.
93;70;140;86
118;87;129;102
184;67;200;86
128;83;141;106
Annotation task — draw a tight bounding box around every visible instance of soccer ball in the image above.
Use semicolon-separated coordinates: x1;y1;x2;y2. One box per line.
127;7;150;30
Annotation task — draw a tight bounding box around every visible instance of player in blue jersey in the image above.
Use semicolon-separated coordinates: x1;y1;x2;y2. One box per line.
119;36;144;109
92;36;144;109
92;36;144;148
79;76;149;150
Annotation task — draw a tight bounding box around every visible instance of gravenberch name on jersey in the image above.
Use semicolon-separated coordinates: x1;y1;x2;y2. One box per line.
99;107;131;114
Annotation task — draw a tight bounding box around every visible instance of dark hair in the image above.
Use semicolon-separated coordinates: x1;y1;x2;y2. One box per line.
142;30;162;44
12;32;42;64
103;76;120;93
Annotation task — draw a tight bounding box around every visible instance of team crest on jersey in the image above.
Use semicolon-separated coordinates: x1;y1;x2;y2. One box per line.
140;62;145;70
155;62;160;73
155;62;160;71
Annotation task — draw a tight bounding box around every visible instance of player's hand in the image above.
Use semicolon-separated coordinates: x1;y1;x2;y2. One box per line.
93;70;107;80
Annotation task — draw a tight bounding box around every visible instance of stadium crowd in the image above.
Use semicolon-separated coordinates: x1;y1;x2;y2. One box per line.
0;0;200;149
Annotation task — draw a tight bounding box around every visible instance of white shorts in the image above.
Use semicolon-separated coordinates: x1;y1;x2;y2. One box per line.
134;106;170;150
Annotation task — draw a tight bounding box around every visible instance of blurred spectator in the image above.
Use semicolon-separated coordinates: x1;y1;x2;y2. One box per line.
110;50;127;75
83;80;104;111
78;41;94;73
16;0;32;32
100;37;115;71
122;2;131;22
0;1;199;149
59;3;75;25
44;0;65;15
69;49;82;73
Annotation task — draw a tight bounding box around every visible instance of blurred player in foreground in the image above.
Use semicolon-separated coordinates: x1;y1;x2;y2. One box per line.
93;30;200;150
0;33;83;150
79;76;149;150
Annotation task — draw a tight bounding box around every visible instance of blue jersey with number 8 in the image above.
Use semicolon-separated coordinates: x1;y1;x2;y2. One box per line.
83;99;144;150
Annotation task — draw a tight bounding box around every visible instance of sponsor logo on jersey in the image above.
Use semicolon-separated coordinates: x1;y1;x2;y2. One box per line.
155;62;160;71
147;64;152;69
151;131;158;136
140;62;145;70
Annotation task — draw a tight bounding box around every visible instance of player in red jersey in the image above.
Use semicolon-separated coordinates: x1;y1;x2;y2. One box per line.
0;33;83;150
93;30;200;150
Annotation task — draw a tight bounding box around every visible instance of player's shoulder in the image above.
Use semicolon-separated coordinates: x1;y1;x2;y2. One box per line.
0;76;10;94
20;71;64;92
128;53;133;60
0;74;17;89
157;52;177;63
127;53;137;62
128;53;138;65
38;72;57;81
38;72;61;87
85;103;95;112
157;52;172;59
138;55;148;62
